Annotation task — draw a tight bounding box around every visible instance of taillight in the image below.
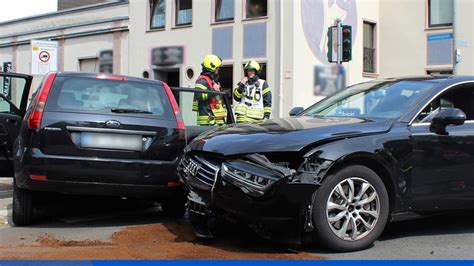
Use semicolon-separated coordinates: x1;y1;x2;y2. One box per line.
28;72;56;129
162;82;186;140
167;181;182;187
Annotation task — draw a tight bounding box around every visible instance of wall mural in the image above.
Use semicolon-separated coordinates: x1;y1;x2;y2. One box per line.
301;0;358;63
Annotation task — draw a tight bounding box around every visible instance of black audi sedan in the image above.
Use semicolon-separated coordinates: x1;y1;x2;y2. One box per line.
178;76;474;252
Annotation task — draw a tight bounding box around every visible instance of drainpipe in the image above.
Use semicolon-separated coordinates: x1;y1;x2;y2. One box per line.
278;0;284;118
452;0;457;74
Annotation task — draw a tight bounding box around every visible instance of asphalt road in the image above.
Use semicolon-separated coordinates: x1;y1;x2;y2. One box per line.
0;177;472;259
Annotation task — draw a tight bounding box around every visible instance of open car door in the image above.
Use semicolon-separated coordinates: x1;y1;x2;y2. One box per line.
171;87;235;142
0;73;33;177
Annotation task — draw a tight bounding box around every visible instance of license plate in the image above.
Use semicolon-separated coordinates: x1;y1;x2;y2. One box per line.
81;132;143;151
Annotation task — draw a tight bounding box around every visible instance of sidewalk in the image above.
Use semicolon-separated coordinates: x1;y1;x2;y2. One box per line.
0;178;12;229
0;178;13;199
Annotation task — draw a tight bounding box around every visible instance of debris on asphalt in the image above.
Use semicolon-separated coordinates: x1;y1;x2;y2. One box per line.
0;222;323;260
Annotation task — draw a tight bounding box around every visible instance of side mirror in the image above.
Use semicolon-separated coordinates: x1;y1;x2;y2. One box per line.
289;107;304;117
430;108;466;135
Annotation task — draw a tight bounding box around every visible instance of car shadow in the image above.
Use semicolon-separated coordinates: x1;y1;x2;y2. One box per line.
304;210;474;254
6;193;473;256
7;194;172;229
162;220;303;255
379;211;474;240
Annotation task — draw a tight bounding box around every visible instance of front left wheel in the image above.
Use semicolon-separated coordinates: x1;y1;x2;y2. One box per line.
312;165;389;252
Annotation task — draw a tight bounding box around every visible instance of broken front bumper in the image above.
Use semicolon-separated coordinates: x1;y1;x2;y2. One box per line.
178;153;321;245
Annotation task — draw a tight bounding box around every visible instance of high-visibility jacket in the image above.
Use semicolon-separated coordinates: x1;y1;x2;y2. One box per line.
193;74;227;126
234;78;272;123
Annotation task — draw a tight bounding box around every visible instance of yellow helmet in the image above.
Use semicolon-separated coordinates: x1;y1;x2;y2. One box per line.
244;60;261;72
202;54;223;71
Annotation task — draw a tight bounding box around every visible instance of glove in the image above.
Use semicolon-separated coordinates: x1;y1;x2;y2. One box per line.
237;82;246;93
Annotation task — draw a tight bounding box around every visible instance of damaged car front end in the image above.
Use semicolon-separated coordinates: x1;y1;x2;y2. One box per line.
178;151;332;245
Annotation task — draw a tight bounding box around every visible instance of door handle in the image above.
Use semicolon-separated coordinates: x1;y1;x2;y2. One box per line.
6;118;17;125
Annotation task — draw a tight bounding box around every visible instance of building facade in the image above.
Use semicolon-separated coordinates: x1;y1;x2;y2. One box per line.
58;0;111;10
0;0;471;118
0;1;129;90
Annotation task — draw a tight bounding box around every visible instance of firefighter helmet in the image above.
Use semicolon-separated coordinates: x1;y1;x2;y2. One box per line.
244;60;261;72
202;54;223;72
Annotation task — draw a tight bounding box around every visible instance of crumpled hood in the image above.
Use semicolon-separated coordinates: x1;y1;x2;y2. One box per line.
186;116;393;156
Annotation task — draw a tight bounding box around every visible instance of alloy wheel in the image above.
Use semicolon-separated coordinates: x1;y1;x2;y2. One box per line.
326;177;380;241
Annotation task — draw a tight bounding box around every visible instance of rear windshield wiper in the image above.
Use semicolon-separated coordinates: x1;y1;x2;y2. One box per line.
111;108;153;114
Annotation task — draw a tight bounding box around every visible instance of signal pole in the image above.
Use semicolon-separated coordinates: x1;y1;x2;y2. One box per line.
336;19;342;65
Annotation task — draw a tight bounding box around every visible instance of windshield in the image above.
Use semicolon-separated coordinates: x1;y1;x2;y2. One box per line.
301;80;437;119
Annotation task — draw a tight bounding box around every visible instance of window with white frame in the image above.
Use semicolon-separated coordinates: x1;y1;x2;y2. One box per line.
426;69;453;75
363;21;376;73
175;0;192;26
150;0;166;29
215;0;234;22
79;58;98;73
245;0;267;19
428;0;453;27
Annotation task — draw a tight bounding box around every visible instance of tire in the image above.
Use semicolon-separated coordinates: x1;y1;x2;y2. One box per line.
312;165;389;252
12;179;34;226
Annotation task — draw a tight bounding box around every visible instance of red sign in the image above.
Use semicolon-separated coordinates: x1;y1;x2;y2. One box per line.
39;51;50;63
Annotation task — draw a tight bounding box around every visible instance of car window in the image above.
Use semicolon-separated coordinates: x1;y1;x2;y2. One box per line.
0;76;27;112
45;77;174;120
0;98;15;115
414;84;474;123
302;80;436;119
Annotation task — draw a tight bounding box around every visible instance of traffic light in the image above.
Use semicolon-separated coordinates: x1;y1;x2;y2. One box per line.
342;25;352;62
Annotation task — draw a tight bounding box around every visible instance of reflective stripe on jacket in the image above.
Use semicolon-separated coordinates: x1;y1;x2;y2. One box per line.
234;78;272;123
193;75;227;126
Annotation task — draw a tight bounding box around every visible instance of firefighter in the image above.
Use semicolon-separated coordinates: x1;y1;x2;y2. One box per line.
234;61;272;123
193;54;228;126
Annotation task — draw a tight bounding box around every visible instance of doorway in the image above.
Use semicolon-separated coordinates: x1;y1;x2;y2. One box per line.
153;68;180;87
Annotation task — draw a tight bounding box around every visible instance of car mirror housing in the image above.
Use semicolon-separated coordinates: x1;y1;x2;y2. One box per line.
430;108;466;135
289;107;304;117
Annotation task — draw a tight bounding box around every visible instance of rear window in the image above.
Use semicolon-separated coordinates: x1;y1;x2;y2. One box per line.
45;77;174;120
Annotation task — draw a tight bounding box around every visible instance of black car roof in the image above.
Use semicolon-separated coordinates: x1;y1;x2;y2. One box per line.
55;72;162;84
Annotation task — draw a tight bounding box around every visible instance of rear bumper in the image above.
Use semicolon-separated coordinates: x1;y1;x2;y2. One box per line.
16;178;182;199
15;148;182;199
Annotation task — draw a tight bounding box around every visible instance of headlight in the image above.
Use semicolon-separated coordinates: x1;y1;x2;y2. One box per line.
221;160;282;196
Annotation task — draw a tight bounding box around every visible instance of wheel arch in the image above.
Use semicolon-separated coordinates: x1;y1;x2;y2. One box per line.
323;153;397;213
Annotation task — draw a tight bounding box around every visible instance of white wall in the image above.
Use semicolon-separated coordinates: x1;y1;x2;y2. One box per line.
128;0;278;118
289;0;379;112
63;34;114;71
0;3;129;90
454;0;474;75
